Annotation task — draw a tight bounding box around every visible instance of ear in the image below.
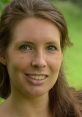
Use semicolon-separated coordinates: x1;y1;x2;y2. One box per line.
0;55;6;65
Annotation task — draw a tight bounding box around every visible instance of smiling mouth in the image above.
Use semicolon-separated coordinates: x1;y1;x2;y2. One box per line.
25;74;48;80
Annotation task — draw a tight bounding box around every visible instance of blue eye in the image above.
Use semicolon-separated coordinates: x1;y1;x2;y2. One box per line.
47;45;57;52
19;44;33;52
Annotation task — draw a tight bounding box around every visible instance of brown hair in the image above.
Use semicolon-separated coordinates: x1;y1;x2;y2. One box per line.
0;0;81;116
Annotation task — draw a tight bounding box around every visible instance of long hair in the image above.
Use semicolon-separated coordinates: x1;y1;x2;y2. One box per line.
0;0;81;116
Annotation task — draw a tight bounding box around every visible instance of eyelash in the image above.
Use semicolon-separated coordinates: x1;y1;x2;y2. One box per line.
19;44;57;53
47;45;57;52
19;44;33;51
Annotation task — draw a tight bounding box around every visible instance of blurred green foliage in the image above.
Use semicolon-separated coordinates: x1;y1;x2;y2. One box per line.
0;97;4;103
0;0;10;11
51;0;82;7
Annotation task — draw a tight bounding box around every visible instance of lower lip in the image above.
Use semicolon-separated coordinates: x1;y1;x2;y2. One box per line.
24;74;48;85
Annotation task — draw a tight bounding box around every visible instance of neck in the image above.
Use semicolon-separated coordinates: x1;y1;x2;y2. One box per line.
7;91;51;117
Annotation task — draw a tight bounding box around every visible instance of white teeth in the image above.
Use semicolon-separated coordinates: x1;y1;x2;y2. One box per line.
30;76;46;80
27;74;47;80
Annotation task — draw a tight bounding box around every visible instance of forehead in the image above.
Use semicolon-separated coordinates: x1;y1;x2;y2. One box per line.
11;17;61;44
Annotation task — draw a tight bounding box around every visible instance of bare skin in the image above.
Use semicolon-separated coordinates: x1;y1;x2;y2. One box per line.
0;94;52;117
0;17;63;117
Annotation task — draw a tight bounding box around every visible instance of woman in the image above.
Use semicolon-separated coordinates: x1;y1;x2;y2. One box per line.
0;0;82;117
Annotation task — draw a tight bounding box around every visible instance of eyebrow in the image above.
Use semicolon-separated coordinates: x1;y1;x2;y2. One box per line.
46;41;59;45
15;41;34;45
15;40;60;47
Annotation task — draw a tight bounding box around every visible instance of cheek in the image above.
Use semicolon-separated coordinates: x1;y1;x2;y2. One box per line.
7;54;31;72
47;53;63;72
6;55;30;83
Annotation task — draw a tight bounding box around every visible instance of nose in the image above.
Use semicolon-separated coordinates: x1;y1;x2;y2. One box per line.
31;52;47;68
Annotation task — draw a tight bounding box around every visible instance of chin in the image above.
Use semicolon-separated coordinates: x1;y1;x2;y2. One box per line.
25;88;49;97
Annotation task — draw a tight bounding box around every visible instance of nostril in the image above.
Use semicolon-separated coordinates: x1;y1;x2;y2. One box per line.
31;61;46;68
31;57;46;68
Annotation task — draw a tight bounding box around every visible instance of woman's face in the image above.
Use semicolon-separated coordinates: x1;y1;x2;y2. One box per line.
5;17;63;97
